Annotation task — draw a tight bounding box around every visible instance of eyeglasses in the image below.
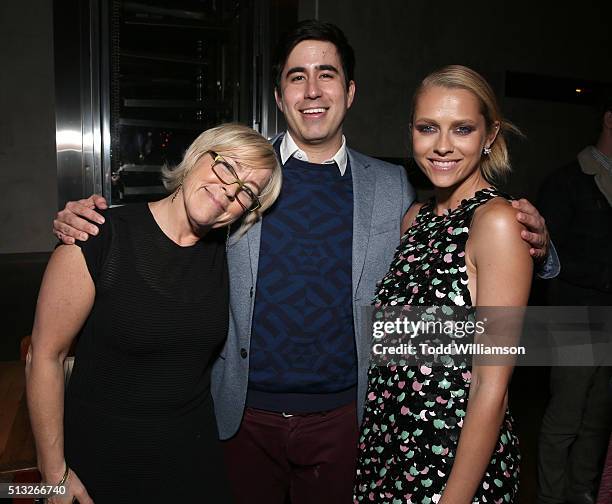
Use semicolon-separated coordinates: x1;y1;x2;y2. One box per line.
208;151;262;213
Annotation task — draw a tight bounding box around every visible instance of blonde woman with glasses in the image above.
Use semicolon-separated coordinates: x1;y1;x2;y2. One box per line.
26;123;281;503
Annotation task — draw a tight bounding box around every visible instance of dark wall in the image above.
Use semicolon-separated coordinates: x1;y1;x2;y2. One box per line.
304;1;612;200
0;0;56;359
0;0;57;255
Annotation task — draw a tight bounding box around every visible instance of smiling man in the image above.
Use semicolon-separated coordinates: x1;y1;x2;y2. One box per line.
52;20;557;504
216;23;407;504
274;38;355;157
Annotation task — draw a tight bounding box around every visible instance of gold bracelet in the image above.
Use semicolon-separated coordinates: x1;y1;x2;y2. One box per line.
56;463;70;486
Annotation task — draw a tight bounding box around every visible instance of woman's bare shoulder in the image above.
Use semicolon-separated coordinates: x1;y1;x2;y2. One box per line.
472;197;521;233
470;197;530;257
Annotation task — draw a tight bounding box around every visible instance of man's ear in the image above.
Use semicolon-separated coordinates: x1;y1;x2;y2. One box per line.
274;88;283;112
346;80;356;110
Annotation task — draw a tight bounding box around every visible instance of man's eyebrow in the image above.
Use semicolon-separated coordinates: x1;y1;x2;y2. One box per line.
284;65;340;77
317;64;339;73
285;66;306;77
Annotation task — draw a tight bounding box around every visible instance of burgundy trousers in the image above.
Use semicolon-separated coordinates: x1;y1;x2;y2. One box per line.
222;402;359;504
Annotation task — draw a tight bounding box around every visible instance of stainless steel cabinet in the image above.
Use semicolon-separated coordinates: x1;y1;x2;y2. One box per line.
54;0;292;208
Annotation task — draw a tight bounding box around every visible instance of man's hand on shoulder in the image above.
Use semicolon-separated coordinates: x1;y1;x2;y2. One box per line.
511;198;550;262
53;194;108;244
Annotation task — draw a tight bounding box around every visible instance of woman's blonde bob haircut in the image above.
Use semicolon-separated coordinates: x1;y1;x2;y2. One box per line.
411;65;523;184
162;123;282;236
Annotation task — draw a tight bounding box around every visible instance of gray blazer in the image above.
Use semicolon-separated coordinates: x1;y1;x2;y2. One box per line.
211;147;415;440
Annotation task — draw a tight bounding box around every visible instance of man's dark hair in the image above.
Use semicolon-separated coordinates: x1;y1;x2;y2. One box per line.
273;20;355;93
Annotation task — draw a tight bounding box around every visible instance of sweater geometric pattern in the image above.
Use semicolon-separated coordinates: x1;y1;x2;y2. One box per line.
248;153;357;397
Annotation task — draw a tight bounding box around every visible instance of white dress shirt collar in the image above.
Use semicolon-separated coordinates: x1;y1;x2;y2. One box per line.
279;131;348;175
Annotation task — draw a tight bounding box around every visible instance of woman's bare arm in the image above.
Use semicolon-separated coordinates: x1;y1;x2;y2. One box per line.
439;200;533;504
25;245;95;503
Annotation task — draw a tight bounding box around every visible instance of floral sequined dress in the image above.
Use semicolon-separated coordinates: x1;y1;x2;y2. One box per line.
354;187;520;504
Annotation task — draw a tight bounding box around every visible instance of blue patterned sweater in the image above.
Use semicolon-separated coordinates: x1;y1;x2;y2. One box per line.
246;147;357;413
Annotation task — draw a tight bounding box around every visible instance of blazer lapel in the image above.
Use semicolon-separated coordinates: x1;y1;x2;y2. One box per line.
350;149;376;298
246;219;262;287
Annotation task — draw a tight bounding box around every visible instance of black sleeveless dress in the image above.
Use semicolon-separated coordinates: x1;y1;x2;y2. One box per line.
64;203;232;503
354;188;520;504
